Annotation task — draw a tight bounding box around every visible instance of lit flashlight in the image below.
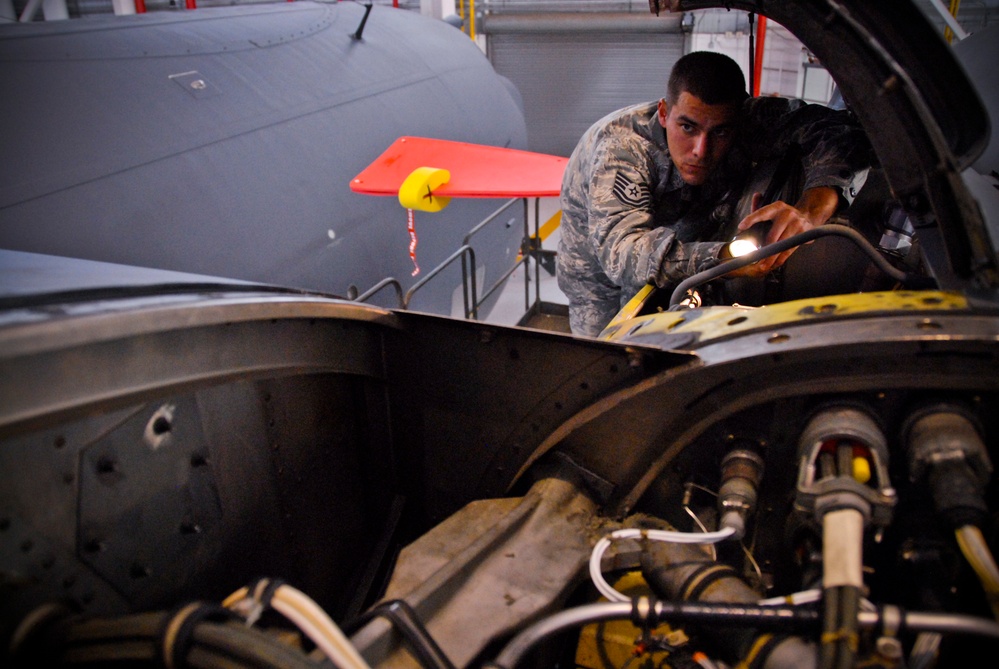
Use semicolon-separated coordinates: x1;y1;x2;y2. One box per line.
726;220;773;258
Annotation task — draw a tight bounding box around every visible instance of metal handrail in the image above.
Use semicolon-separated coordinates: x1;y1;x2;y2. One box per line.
403;245;477;316
355;196;549;322
478;251;529;306
457;197;521;319
354;277;404;308
461;198;521;247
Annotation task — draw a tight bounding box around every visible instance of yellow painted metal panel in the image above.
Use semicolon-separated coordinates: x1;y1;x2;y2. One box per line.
601;291;969;344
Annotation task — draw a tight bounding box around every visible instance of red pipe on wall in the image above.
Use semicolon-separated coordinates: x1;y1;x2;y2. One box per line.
753;15;767;97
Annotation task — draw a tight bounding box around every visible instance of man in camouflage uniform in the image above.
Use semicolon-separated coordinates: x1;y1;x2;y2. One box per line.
557;51;871;337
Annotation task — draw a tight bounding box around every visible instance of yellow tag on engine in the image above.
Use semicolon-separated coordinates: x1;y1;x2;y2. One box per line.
853;456;872;484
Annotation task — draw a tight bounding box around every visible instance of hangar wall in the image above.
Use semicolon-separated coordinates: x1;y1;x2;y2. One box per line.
485;26;684;157
474;0;997;158
475;5;810;158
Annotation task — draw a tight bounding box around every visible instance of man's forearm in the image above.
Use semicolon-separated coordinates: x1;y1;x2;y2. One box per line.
794;186;841;228
653;239;727;287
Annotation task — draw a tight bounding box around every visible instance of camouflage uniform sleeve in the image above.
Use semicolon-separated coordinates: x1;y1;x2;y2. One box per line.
586;134;725;297
743;97;873;206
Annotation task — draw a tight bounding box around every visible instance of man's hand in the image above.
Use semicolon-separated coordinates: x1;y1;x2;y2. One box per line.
731;186;841;275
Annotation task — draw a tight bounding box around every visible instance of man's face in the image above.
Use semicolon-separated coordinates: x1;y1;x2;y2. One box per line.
658;91;739;186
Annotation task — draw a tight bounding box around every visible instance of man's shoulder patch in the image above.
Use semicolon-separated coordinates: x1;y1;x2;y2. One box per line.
612;172;650;209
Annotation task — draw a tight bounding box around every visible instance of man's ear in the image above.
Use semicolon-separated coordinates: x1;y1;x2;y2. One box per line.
657;98;669;127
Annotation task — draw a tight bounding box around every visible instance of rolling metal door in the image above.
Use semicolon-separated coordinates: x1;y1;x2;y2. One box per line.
485;15;685;157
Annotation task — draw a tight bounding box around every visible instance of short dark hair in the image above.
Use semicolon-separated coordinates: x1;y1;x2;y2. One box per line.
666;51;748;106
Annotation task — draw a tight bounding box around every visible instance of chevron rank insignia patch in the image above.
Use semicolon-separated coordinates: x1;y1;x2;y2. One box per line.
613;172;650;209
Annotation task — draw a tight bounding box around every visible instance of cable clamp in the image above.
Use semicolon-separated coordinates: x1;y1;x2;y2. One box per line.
232;577;284;627
160;602;236;669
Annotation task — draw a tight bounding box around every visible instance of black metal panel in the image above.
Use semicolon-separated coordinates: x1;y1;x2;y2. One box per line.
381;311;692;523
0;294;406;640
76;397;222;606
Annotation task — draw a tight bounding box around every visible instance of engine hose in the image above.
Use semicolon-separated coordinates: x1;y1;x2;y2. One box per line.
488;601;999;669
818;588;839;669
819;507;865;669
819;585;861;669
8;607;319;669
639;540;817;668
641;542;815;669
342;599;455;669
644;558;759;661
955;525;999;621
668;224;919;308
904;405;998;620
857;607;999;639
487;599;819;669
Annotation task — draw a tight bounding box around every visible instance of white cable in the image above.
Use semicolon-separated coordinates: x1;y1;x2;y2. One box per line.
224;581;371;669
684;505;717;560
617;527;738;545
275;586;371;669
590;536;628;602
589;527;737;603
